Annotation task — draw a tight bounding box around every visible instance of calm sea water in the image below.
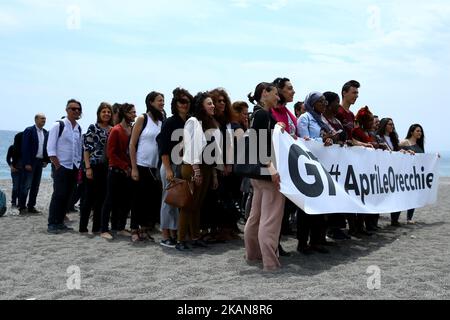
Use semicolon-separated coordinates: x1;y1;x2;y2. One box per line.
1;130;449;180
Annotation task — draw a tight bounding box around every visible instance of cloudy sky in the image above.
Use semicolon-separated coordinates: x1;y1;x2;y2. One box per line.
1;0;449;152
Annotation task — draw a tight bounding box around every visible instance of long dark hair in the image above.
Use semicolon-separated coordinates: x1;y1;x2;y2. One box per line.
377;118;399;151
406;124;425;152
193;92;218;131
209;88;232;127
145;91;164;122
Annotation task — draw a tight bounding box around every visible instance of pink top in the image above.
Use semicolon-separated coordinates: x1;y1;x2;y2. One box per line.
271;104;298;137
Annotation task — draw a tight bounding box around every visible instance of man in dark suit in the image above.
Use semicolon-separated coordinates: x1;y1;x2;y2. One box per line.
19;114;49;214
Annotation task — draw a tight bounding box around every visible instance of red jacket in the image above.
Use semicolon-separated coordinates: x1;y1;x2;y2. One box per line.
352;127;375;143
107;124;130;172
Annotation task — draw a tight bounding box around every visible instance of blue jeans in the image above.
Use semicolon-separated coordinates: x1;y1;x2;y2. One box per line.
18;159;44;209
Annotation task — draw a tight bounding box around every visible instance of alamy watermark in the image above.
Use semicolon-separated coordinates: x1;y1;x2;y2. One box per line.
66;5;81;30
366;265;381;290
67;265;81;290
171;127;276;176
367;5;382;34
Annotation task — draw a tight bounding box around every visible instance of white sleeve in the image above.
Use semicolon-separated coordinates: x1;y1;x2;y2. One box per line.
46;122;60;158
183;118;205;165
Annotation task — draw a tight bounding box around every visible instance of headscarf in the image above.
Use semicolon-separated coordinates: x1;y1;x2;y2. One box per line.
304;92;331;133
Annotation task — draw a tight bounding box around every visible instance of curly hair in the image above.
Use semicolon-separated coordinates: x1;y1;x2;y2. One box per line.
118;103;135;123
209;88;232;126
193;92;218;131
170;87;193;116
355;106;374;130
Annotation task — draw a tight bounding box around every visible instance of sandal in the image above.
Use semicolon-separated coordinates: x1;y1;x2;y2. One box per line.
131;230;141;243
139;227;155;242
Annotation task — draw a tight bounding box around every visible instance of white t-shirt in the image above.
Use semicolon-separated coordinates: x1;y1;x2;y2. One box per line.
136;114;162;168
384;135;394;151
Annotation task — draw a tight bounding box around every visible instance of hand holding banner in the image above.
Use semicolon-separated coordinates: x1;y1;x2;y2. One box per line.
273;127;440;215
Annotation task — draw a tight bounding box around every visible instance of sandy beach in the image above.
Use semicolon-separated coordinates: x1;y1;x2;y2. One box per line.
0;178;449;300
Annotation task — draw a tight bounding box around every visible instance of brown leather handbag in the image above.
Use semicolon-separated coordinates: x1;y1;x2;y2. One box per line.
164;178;193;209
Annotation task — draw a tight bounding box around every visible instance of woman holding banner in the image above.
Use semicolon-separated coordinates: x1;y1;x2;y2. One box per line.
352;106;379;233
296;92;332;254
377;117;402;227
322;91;351;240
244;82;286;272
272;77;298;256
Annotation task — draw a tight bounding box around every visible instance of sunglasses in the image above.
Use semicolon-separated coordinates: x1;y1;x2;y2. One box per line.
69;107;82;112
178;98;190;105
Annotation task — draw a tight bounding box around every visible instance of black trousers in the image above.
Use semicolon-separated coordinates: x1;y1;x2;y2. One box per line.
296;208;326;247
48;166;78;227
79;164;108;233
347;214;365;233
101;168;131;233
212;174;241;230
391;212;401;223
130;166;162;230
281;198;297;235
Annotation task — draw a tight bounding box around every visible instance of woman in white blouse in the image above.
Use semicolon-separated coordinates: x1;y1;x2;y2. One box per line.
178;92;220;251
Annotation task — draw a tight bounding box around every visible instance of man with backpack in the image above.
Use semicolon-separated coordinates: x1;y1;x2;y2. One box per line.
46;99;83;234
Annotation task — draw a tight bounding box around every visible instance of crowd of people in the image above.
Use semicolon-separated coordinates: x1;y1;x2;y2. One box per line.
5;79;426;272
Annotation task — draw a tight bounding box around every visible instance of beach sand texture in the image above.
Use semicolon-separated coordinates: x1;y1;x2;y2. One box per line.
0;178;449;300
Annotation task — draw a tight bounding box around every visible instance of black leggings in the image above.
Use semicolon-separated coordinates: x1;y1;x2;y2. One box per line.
79;164;108;233
101;168;131;233
130;166;162;230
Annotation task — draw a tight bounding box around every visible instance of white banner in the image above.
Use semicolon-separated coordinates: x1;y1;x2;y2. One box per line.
273;127;440;215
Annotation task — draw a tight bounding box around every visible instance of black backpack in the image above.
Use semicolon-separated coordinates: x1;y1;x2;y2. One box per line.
130;113;148;152
58;120;82;138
